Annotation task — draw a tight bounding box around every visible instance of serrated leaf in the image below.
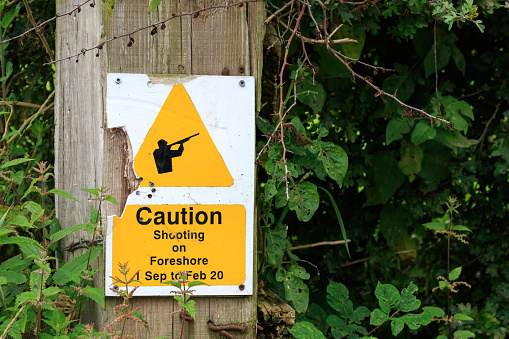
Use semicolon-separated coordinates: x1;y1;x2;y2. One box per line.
10;215;31;227
453;313;474;322
10;171;24;185
49;189;80;202
49;223;87;243
391;318;405;336
148;0;161;13
16;291;37;307
453;225;472;232
370;308;389;326
438;280;450;290
183;299;196;320
0;236;40;246
105;196;119;205
132;310;151;333
162;280;181;288
42;286;63;297
81;188;99;196
411;121;437;145
53;247;101;285
423;221;446;231
449;267;462;281
84;286;105;307
289;321;326;339
188;281;208;288
0;269;26;284
0;158;33;169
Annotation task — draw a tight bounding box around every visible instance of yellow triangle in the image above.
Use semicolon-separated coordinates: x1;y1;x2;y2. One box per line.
134;84;233;187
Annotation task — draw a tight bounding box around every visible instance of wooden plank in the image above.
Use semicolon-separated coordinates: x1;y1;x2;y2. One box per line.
55;0;264;337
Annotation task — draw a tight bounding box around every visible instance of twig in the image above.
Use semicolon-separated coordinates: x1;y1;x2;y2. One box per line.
340;249;417;267
0;100;47;109
1;0;95;45
44;0;264;66
22;0;54;60
290;239;351;250
264;0;294;24
434;20;442;119
0;303;27;339
475;101;502;151
277;17;357;45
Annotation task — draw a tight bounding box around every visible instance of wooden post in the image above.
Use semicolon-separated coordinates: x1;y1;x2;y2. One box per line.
55;1;264;337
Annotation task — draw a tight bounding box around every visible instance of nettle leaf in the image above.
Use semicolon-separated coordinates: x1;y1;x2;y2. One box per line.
423;220;446;231
438;280;450;290
411;121;437;145
326;281;353;318
289;181;319;222
386;118;411;145
42;286;63;297
370;308;389;326
289;321;326;339
399;282;421;312
49;189;80;202
148;0;161;13
297;80;326;113
453;313;474;322
84;286;105;308
265;224;287;267
162;280;181;288
49;223;87;243
449;267;462;281
10;215;31;228
316;141;348;187
53;247;101;285
0;269;26;284
391;318;405;336
375;282;400;313
453;225;472;232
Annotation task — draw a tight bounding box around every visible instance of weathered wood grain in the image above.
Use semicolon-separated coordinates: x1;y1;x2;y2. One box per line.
55;1;264;337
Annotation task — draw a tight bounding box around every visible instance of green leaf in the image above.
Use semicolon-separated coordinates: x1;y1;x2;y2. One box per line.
10;214;31;227
453;225;472;232
316;141;348;187
365;150;405;206
382;64;415;103
53;247;101;285
453;314;474;322
370;308;389;326
162;280;181;288
1;6;19;28
289;321;326;339
0;269;26;284
148;0;162;13
391;318;405;336
434;129;477;149
0;61;12;82
10;170;24;185
265;224;287;267
398;143;423;182
285;276;310;313
453;330;475;338
336;25;366;60
399;282;421;312
84;286;105;308
0;158;33;169
188;281;208;288
15;291;37;307
81;188;99;196
411;121;437;145
49;189;80;202
386;118;411;145
105;196;119;205
318;187;350;258
400;313;421;330
451;46;466;74
327;281;353;318
183;299;196;320
42;286;63;297
423;221;446;231
374;282;400;313
438;280;450;290
350;306;371;324
436;336;448;339
424;43;451;78
49;223;87;243
449;267;462;281
297;80;326;113
132;311;151;333
423;306;445;318
289;181;319;222
0;236;40;246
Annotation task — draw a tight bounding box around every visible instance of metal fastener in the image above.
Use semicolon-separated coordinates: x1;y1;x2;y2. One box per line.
239;66;245;73
139;217;144;222
113;285;119;290
151;188;156;193
149;182;154;187
115;78;121;84
148;194;152;199
222;67;230;76
136;190;140;195
238;284;245;291
239;80;245;87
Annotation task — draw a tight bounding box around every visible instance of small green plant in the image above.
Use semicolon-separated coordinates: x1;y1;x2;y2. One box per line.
163;271;207;339
101;262;151;339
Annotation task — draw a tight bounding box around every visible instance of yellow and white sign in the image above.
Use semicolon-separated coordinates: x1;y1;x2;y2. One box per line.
105;74;254;296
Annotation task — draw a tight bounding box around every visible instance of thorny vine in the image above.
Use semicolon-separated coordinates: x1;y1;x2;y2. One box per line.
5;0;453;202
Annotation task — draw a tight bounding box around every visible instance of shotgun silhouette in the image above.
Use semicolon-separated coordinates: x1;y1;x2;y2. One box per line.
153;133;199;174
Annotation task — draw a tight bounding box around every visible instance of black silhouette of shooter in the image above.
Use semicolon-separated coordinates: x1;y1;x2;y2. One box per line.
153;133;199;174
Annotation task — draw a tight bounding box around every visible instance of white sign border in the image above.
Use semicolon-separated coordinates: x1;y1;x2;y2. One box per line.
105;74;255;296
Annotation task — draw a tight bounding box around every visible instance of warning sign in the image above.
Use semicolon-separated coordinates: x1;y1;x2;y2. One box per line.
105;74;255;297
111;205;246;286
134;84;233;187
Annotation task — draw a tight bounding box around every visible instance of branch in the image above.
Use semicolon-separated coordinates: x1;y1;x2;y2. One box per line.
290;239;351;251
0;100;47;109
44;0;264;66
22;0;54;60
264;0;293;24
277;17;357;44
475;101;502;151
1;0;96;45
